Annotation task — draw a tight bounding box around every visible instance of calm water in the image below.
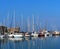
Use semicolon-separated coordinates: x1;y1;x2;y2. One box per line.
0;36;60;49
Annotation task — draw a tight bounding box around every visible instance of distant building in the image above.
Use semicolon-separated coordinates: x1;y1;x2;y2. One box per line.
8;27;20;33
0;26;8;35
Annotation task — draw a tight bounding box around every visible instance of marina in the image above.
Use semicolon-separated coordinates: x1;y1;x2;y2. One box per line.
0;0;60;49
0;30;60;39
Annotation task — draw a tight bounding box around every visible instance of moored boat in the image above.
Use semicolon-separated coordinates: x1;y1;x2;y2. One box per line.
31;32;38;37
25;32;31;37
38;32;45;37
8;33;24;38
52;31;60;36
0;35;4;39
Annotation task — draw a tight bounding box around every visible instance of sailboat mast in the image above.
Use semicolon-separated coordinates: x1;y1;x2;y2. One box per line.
36;16;38;32
7;12;9;28
21;14;23;31
44;21;47;31
32;15;34;32
27;16;30;32
13;10;15;28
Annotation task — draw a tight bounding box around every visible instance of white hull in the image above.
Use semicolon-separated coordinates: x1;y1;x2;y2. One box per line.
45;34;48;37
0;35;4;39
8;34;23;38
8;34;14;38
13;35;23;38
25;35;30;37
31;33;38;37
45;33;50;37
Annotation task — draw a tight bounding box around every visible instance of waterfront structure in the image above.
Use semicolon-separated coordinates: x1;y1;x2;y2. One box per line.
0;26;8;35
7;27;20;33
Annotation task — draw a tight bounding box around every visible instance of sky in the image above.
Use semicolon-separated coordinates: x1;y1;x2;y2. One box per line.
0;0;60;32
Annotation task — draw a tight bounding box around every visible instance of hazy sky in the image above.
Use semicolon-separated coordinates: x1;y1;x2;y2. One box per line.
0;0;60;32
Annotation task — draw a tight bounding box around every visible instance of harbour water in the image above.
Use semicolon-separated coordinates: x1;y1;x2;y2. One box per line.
0;36;60;49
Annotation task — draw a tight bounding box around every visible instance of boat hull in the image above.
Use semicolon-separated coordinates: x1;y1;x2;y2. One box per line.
38;34;45;37
8;34;23;38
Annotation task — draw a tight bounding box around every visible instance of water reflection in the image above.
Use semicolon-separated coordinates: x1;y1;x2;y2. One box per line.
0;36;60;49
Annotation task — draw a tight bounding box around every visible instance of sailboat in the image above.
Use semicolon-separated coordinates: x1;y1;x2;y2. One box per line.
25;16;31;37
31;15;38;37
8;11;23;38
38;21;50;37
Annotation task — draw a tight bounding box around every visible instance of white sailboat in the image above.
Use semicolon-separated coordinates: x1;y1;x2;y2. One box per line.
44;30;50;37
31;32;38;37
8;33;24;38
25;16;31;37
8;11;23;38
31;15;38;37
